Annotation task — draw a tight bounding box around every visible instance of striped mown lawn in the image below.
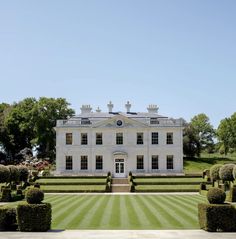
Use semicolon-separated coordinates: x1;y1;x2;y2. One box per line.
44;194;207;230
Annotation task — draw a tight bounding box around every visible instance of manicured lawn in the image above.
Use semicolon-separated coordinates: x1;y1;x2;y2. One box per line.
184;153;236;173
37;178;106;183
43;194;206;229
135;177;205;183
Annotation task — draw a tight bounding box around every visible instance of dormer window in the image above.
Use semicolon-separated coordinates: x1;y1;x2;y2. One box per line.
81;118;91;125
150;118;159;124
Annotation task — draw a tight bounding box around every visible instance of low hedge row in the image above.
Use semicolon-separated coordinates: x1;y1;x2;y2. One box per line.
39;176;107;179
36;182;106;185
228;186;236;202
134;175;202;178
41;189;106;193
0;207;17;231
136;182;210;185
198;203;236;232
135;189;199;192
17;203;51;232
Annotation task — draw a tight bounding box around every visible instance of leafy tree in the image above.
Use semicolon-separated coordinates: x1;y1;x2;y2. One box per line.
217;113;236;155
32;97;74;159
183;124;201;157
190;113;215;153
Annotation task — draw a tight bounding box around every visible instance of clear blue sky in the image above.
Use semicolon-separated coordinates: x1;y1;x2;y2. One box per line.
0;0;235;128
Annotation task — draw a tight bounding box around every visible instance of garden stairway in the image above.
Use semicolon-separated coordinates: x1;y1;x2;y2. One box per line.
111;178;130;192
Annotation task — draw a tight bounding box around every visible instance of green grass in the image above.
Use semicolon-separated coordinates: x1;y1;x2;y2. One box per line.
184;153;236;173
37;178;106;183
40;185;105;192
135;177;205;183
41;194;206;229
135;185;200;191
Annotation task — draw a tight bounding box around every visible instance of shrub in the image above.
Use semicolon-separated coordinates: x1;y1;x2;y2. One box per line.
228;186;236;203
130;182;135;192
107;171;111;177
219;164;235;182
233;165;236;180
0;207;17;231
129;171;132;177
18;166;29;182
7;165;20;184
34;182;40;188
1;188;12;202
17;203;51;232
26;188;44;204
207;187;226;204
198;203;236;231
0;164;10;183
200;182;206;191
210;164;222;182
105;182;111;192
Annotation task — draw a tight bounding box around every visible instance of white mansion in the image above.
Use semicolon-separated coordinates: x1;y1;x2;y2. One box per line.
55;102;184;177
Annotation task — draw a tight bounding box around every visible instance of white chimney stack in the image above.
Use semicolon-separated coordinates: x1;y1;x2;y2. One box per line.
147;104;158;113
125;101;131;113
80;105;92;114
107;101;113;113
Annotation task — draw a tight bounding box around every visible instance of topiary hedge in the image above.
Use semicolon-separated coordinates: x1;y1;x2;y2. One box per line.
26;188;44;204
233;165;236;180
198;203;236;232
207;187;226;204
17;203;51;232
0;164;10;184
7;165;20;184
219;164;235;182
18;166;29;183
210;164;222;182
1;188;12;202
228;186;236;203
0;207;17;231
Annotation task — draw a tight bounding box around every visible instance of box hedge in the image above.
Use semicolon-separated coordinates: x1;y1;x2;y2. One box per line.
1;188;12;202
0;207;17;231
17;203;51;232
198;203;236;232
228;186;236;202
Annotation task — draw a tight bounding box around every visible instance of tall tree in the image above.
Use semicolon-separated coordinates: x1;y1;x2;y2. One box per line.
217;112;236;154
190;113;215;153
183;123;201;157
33;97;75;159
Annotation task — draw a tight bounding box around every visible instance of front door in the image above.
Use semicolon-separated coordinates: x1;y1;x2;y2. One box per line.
114;159;125;177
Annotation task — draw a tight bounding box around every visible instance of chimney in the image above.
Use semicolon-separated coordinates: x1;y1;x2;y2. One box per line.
107;101;113;113
147;104;158;113
96;107;101;112
80;105;92;114
125;101;131;113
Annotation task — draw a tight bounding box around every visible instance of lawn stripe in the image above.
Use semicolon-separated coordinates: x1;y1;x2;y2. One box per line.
147;195;187;228
137;195;167;228
54;195;97;229
129;195;152;228
44;195;59;202
51;195;85;217
75;195;107;228
47;195;76;210
157;195;197;227
99;195;115;228
45;194;69;204
124;195;142;229
108;195;121;228
120;195;130;229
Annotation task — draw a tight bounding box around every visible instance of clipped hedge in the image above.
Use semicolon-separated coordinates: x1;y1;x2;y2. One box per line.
219;164;235;182
198;203;236;232
207;187;226;204
0;164;10;183
0;207;17;231
26;188;44;204
1;188;12;202
210;164;222;182
17;203;51;232
228;186;236;202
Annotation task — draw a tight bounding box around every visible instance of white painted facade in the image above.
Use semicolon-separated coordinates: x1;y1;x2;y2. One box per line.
55;102;184;177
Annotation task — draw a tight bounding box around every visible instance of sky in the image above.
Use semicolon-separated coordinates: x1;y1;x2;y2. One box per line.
0;0;235;128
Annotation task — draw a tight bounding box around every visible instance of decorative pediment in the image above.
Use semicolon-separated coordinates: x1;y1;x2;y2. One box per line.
92;115;148;128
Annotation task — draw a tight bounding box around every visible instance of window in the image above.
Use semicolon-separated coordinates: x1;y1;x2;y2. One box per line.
166;132;173;144
66;133;72;145
96;156;103;170
152;132;158;144
137;133;143;144
150;118;159;124
96;133;103;145
65;156;73;170
81;118;91;125
81;156;88;170
167;155;174;170
81;133;88;145
152;155;159;170
116;133;123;145
137;155;144;170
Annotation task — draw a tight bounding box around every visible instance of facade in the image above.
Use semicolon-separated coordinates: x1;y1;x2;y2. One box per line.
55;102;184;177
